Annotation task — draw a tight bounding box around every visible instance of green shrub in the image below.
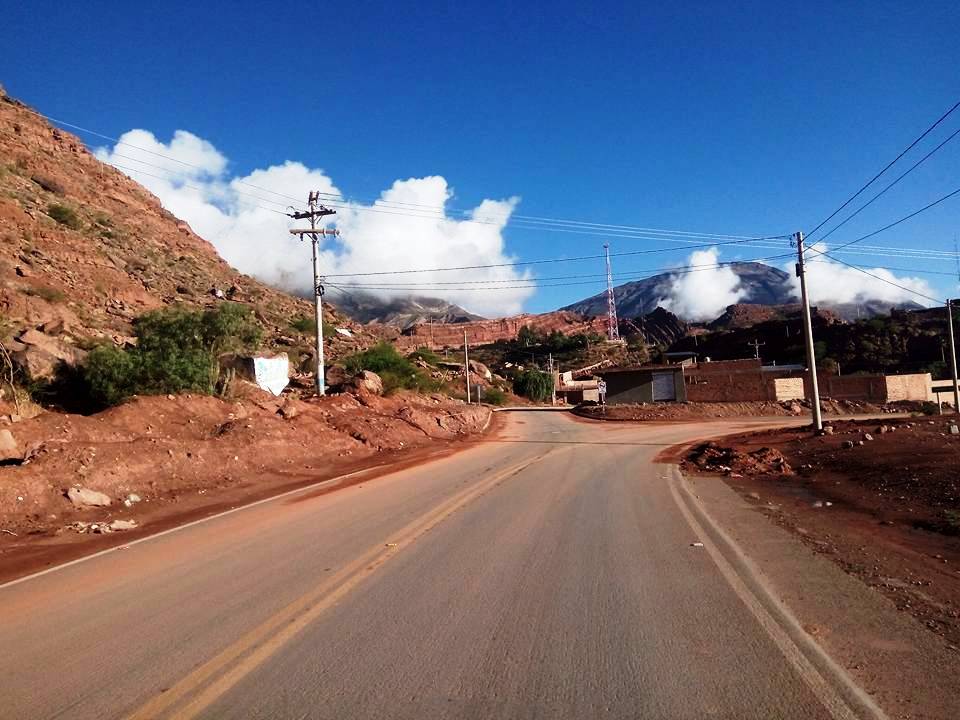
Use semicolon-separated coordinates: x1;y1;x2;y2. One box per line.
83;344;138;407
344;342;436;394
484;387;507;405
512;369;553;402
80;303;262;406
290;316;315;334
408;346;440;365
47;203;82;230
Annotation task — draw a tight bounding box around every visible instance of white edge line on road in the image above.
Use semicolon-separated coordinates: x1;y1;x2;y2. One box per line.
668;464;890;720
0;465;385;592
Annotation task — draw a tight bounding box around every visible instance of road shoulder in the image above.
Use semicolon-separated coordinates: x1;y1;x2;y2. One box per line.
676;465;960;720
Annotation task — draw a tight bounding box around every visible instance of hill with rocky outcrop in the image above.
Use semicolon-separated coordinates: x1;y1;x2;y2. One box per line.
329;289;484;329
0;89;392;383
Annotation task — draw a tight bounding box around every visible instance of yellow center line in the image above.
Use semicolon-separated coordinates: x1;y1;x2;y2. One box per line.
126;450;552;720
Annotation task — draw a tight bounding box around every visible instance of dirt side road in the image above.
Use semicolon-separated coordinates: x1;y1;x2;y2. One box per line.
2;413;957;719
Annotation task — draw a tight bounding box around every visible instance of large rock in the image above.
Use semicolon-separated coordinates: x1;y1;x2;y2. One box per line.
0;429;19;462
324;365;350;391
66;487;112;508
352;370;383;396
469;360;493;381
12;329;86;380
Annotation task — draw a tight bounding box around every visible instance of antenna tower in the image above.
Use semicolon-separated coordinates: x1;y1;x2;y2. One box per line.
604;243;620;342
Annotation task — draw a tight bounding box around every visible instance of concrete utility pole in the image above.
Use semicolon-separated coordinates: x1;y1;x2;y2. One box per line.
463;329;471;403
748;339;765;360
288;192;337;396
947;298;960;413
548;353;556;406
795;231;823;431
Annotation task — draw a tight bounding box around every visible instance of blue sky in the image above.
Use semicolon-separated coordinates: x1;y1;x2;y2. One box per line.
5;1;959;316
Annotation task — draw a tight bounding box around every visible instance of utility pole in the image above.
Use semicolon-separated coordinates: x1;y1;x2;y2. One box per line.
288;192;337;396
947;298;960;413
463;329;471;403
795;231;823;431
748;339;765;360
604;243;620;342
548;353;556;406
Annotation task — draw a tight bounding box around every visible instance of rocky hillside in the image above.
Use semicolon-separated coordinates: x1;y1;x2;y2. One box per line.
563;262;794;318
0;90;390;381
621;307;688;346
329;289;484;329
395;310;609;350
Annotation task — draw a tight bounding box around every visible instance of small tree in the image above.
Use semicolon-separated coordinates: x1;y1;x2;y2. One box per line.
513;369;553;402
81;303;262;406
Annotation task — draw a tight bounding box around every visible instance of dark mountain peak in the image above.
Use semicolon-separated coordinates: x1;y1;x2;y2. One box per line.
562;262;794;319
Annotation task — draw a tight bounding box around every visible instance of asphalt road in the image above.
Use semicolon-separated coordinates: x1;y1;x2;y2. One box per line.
0;412;874;719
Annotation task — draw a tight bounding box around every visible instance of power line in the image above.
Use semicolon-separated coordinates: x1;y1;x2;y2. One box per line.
806;259;960;277
30;105;799;245
805;97;960;240
816;184;960;256
109;163;291;216
329;253;797;291
323;239;796;278
814;124;960;245
806;247;945;305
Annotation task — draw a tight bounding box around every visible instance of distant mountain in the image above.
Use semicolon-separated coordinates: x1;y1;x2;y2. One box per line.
562;262;794;318
330;290;484;329
822;300;925;321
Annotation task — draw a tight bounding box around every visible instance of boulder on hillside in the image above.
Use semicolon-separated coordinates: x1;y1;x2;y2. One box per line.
469;359;493;381
0;429;20;462
324;365;350;391
12;329;86;380
351;370;383;396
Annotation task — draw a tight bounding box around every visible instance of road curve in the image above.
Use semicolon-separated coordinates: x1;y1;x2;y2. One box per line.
0;412;871;719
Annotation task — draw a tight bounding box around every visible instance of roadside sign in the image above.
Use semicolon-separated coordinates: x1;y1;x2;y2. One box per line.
597;380;607;404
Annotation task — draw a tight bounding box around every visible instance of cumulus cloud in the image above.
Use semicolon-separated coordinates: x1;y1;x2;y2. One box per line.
785;243;934;307
96;131;531;317
659;247;748;320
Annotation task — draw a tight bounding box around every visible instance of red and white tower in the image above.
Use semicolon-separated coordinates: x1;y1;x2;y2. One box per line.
604;243;620;342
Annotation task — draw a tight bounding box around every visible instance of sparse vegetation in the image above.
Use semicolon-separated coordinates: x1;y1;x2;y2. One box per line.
408;346;440;365
24;285;65;303
46;202;82;230
81;303;262;407
344;342;437;394
290;316;315;334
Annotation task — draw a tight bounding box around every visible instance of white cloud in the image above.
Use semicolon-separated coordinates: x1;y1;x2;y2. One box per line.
659;247;747;320
96;131;532;317
785;243;935;307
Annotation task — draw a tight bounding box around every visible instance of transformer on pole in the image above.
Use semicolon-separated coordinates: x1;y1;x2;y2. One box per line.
604;243;620;342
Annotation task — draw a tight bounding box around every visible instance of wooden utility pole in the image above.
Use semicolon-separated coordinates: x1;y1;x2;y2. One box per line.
747;339;765;360
288;192;337;396
795;231;823;431
947;298;960;413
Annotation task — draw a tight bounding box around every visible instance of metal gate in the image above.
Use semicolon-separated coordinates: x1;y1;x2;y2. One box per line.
652;372;676;401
